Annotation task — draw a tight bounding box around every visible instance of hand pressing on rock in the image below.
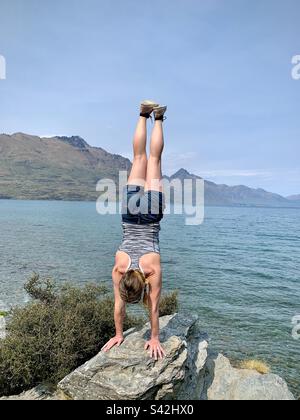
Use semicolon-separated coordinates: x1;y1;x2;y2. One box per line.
145;338;166;360
101;335;124;352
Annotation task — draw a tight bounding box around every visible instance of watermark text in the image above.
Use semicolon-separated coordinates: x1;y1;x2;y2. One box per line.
0;55;6;80
96;171;205;226
291;55;300;80
0;299;8;340
292;315;300;340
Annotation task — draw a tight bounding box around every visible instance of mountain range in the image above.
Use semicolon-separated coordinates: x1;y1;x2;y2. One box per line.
0;132;299;207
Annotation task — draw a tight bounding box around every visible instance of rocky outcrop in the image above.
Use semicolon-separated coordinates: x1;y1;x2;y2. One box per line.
58;313;209;400
201;353;295;401
58;313;294;401
0;313;295;400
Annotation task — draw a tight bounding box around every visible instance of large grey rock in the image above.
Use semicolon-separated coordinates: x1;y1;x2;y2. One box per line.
58;313;208;400
201;353;295;401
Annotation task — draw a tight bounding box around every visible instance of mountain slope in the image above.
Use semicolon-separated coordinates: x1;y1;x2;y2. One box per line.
0;133;131;200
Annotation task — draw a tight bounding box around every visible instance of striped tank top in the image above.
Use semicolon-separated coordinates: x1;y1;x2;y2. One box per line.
119;222;161;271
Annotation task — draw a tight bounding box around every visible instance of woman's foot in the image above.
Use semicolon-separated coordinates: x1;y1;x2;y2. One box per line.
140;100;159;119
153;105;167;121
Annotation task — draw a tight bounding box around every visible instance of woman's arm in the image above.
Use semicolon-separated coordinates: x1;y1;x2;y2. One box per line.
113;266;126;337
102;266;126;352
144;266;166;360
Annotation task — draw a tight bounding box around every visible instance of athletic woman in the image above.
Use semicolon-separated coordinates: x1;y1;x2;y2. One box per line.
102;100;167;360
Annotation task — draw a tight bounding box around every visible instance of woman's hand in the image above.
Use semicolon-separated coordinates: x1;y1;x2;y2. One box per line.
101;335;124;352
145;338;166;360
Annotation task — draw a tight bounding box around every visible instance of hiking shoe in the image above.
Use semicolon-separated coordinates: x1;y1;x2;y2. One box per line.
153;105;167;121
140;100;159;118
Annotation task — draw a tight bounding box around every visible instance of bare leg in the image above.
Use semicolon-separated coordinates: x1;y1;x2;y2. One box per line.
127;117;148;186
145;120;164;192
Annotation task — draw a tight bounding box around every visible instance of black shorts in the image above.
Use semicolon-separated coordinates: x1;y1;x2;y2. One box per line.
121;184;165;225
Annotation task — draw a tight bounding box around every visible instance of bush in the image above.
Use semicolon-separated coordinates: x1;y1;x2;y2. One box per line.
159;291;179;317
0;274;142;397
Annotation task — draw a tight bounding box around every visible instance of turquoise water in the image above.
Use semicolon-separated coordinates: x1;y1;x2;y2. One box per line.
0;200;299;396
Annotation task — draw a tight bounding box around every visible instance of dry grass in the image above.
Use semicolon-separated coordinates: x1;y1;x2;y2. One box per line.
239;359;270;375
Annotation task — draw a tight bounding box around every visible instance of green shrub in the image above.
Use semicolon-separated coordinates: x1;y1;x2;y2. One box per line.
0;274;142;397
159;291;179;316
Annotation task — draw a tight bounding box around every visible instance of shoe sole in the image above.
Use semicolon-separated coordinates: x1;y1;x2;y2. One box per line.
141;100;159;105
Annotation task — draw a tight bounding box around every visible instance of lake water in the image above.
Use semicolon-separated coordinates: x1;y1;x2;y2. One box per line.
0;200;299;396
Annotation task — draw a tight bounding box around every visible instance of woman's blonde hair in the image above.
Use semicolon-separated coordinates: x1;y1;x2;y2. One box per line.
119;269;149;306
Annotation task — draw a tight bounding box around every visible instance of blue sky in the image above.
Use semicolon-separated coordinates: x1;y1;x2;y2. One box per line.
0;0;299;196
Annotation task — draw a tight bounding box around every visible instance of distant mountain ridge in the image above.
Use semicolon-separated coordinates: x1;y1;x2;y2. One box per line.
164;168;297;207
0;132;299;207
54;135;89;149
286;194;300;202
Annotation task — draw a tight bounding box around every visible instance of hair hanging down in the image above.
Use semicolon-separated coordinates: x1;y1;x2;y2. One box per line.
119;269;149;306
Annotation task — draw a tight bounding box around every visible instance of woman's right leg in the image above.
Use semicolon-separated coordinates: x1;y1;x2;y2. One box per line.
127;116;148;187
145;120;164;192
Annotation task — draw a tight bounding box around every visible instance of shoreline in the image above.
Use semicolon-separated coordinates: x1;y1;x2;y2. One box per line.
1;196;300;209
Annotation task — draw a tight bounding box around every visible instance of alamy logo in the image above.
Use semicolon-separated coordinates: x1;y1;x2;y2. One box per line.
96;171;205;226
292;315;300;340
0;316;6;339
291;55;300;80
0;55;6;80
